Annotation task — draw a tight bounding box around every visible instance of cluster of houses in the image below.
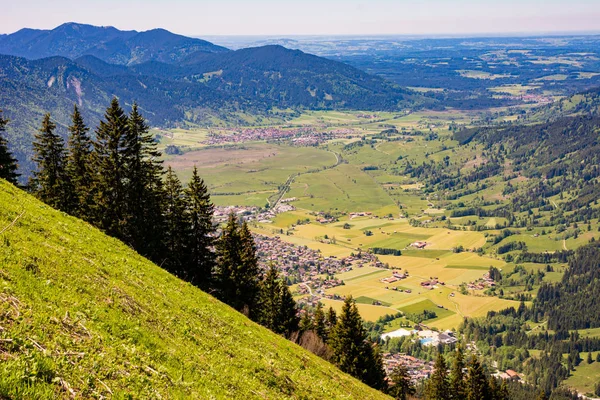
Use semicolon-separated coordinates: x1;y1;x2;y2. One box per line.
380;271;408;284
383;353;435;382
467;271;496;291
381;327;458;347
420;278;444;290
203;126;360;146
203;126;317;145
253;235;383;291
213;202;295;225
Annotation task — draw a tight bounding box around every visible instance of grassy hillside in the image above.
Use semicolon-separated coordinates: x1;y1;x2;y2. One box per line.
0;179;389;399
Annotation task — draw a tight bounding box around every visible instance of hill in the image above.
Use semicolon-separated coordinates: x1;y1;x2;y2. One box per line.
0;40;420;176
0;179;389;399
0;22;228;65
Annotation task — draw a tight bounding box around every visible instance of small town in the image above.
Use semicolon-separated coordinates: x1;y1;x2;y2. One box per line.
202;126;358;146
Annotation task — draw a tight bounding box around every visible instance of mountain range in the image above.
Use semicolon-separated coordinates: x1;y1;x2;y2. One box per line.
0;23;420;175
0;22;228;65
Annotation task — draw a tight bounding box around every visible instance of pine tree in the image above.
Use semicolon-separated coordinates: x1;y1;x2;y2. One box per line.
31;113;70;210
363;343;387;391
587;352;593;364
215;214;261;318
389;365;415;400
277;281;299;338
299;311;313;333
238;220;261;317
326;306;337;333
449;345;466;400
0;111;19;184
465;355;490;400
258;264;282;332
122;103;165;259
161;167;189;276
313;302;327;341
92;98;130;238
426;353;449;400
66;105;93;219
329;296;386;390
185;166;215;288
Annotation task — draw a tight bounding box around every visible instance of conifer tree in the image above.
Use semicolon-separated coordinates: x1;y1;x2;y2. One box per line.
0;111;19;184
313;302;327;341
326;306;337;332
92;98;130;238
329;296;386;390
426;353;449;400
465;355;490;400
389;365;415;400
185;166;215;288
277;280;299;338
488;377;509;400
66;105;93;219
122;103;165;259
449;345;466;400
259;266;299;338
31;113;70;210
299;311;313;333
161;167;189;276
215;214;261;318
363;344;387;391
258;264;282;331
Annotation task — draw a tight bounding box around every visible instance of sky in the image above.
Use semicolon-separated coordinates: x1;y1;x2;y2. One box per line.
2;0;600;36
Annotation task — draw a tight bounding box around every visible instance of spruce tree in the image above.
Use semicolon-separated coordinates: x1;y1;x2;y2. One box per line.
465;355;490;400
92;98;130;238
161;167;189;276
237;220;262;317
257;265;299;338
0;111;19;184
426;353;449;400
122;103;165;259
258;264;282;332
277;280;299;338
66;105;93;219
313;302;327;341
31;113;70;210
326;306;337;333
449;345;466;400
389;365;415;400
215;214;261;318
299;311;313;333
185;166;215;288
329;296;386;390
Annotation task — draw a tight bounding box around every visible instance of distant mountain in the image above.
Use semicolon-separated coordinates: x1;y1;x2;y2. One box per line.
0;24;424;177
0;22;228;65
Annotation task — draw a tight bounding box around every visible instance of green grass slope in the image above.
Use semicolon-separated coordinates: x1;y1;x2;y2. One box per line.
0;179;389;399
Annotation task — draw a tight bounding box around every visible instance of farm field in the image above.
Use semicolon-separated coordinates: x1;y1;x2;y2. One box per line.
163;108;599;334
563;352;600;395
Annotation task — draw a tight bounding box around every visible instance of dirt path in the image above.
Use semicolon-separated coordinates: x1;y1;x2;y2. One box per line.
448;293;464;317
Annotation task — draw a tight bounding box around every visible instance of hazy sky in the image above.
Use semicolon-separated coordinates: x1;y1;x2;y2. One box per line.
2;0;600;36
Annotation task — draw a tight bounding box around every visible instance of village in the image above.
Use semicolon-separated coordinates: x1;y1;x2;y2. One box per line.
253;234;383;289
202;126;358;146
